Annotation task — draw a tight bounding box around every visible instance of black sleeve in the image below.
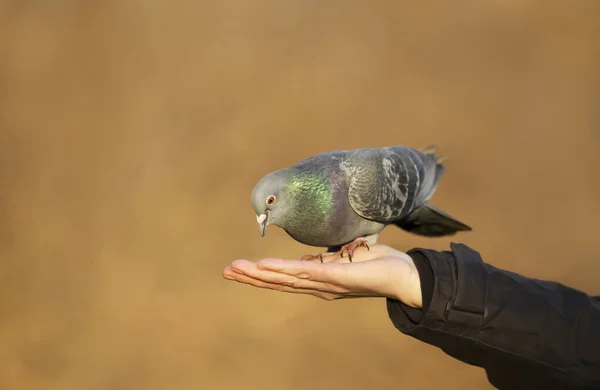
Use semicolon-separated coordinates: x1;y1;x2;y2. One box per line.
386;242;600;390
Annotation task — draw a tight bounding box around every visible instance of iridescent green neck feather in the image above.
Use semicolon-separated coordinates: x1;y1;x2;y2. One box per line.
283;168;334;225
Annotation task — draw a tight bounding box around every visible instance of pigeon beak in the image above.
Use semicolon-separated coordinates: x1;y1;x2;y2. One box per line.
257;212;269;237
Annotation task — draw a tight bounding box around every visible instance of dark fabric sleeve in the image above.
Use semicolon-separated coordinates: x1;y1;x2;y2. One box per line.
386;242;600;390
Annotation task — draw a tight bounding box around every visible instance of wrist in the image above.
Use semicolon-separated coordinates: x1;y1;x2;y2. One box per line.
389;254;423;308
403;258;423;308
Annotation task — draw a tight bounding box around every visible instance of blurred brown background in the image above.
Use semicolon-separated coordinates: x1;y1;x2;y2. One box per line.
1;1;599;389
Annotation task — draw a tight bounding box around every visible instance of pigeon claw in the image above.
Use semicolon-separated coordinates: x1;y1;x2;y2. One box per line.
339;238;370;262
300;253;325;263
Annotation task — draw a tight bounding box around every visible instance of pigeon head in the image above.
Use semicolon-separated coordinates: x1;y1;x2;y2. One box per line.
250;169;291;237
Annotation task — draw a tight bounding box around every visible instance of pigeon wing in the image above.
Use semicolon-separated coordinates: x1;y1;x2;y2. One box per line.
340;146;442;223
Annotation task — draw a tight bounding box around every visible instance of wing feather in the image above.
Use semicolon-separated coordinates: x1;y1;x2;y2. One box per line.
340;146;442;223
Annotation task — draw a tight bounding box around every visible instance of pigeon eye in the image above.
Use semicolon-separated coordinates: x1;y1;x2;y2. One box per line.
266;195;276;205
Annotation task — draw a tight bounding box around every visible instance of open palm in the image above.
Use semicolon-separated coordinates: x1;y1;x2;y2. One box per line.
222;244;423;308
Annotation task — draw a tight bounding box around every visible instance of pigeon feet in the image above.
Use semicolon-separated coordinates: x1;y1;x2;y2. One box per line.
339;237;370;262
300;238;370;263
300;253;326;263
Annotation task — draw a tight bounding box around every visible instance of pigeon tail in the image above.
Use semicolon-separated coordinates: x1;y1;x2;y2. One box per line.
393;202;472;237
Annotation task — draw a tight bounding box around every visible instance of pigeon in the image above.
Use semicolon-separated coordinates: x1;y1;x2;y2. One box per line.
250;145;471;261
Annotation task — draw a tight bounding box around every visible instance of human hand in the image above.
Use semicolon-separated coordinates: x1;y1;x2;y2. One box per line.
222;244;423;308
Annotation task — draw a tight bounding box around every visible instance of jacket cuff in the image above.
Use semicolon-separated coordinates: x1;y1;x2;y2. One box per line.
387;242;488;338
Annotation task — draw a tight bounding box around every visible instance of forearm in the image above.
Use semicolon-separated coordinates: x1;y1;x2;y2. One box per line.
387;243;600;387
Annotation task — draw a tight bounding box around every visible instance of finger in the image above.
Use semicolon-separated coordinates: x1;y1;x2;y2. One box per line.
225;269;376;299
223;270;342;300
231;259;350;294
256;260;369;295
256;258;346;282
223;265;244;279
258;257;391;294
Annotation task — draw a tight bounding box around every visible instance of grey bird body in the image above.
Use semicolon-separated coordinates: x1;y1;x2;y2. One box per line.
251;145;471;252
